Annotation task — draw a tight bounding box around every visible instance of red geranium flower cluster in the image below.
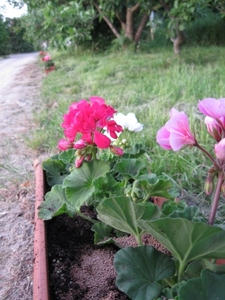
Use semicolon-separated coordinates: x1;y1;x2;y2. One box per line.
58;96;124;167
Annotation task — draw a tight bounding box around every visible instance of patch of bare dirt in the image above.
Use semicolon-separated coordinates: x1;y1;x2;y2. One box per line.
47;206;170;300
0;53;44;300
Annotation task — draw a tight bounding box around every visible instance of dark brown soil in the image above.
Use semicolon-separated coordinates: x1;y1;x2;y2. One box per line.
46;206;170;300
46;207;130;300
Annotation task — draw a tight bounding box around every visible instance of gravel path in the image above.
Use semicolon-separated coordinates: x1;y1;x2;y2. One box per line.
0;52;43;300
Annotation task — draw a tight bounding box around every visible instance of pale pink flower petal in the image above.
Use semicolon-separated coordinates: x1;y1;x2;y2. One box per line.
214;138;225;161
157;110;195;151
198;98;220;119
156;126;172;150
169;131;194;151
165;111;195;150
169;108;180;118
218;98;225;117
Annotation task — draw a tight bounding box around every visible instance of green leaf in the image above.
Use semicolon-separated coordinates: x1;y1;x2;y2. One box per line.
169;206;200;221
138;218;225;268
91;222;112;244
93;173;122;199
125;143;147;157
42;158;68;186
179;269;225;300
38;185;74;220
138;176;172;198
161;200;187;216
97;197;161;241
186;258;225;276
183;259;212;280
97;196;141;237
114;158;146;178
178;24;185;31
63;160;110;208
58;148;76;164
114;246;176;300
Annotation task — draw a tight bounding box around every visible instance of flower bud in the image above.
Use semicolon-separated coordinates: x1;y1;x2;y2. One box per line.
85;154;92;162
58;139;73;151
204;174;214;195
74;139;87;149
75;155;85;168
110;145;124;156
205;116;222;142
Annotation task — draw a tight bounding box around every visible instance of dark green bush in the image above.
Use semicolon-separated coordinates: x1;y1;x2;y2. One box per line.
185;11;225;46
0;15;10;56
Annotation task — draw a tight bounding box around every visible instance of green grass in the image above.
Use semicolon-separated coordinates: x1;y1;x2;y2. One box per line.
30;45;225;200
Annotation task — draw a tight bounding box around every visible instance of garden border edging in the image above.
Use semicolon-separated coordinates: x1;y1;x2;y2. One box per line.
33;160;49;300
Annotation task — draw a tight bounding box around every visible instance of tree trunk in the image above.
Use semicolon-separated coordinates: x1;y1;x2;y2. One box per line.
116;13;126;33
134;13;149;43
93;2;120;39
125;7;134;40
125;3;140;41
171;29;185;55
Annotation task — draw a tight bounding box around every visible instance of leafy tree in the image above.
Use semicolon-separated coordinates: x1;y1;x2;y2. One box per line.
22;1;96;49
22;0;219;53
158;0;212;54
214;0;225;16
6;17;35;53
91;1;157;44
0;15;10;55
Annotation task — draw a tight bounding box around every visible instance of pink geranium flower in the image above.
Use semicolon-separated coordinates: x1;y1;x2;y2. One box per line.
59;96;124;154
156;109;196;151
43;55;51;61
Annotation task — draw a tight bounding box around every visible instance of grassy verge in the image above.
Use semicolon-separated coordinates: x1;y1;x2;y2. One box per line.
30;45;225;202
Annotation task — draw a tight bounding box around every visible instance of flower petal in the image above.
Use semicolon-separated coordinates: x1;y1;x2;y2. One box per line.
94;131;111;148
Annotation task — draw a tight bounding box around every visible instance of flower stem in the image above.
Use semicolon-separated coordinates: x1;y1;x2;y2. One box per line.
208;171;224;225
195;143;220;169
135;234;143;246
76;211;98;224
178;261;186;282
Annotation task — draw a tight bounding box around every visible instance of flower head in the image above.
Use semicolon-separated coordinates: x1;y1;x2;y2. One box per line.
60;96;123;149
43;55;51;61
114;112;143;132
58;96;124;166
156;109;196;151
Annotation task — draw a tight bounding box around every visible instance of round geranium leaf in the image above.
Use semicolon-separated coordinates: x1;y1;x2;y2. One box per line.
114;246;175;300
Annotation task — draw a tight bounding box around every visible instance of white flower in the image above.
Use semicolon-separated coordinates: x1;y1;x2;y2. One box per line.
114;113;143;132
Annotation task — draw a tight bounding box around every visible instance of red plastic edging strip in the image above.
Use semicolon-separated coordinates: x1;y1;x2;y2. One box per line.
33;160;49;300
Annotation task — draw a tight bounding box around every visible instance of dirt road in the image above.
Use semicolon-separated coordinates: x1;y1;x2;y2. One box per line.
0;52;43;300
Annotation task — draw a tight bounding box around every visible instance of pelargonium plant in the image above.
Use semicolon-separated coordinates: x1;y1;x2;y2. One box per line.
42;54;55;69
156;98;225;225
39;96;171;222
39;96;225;300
